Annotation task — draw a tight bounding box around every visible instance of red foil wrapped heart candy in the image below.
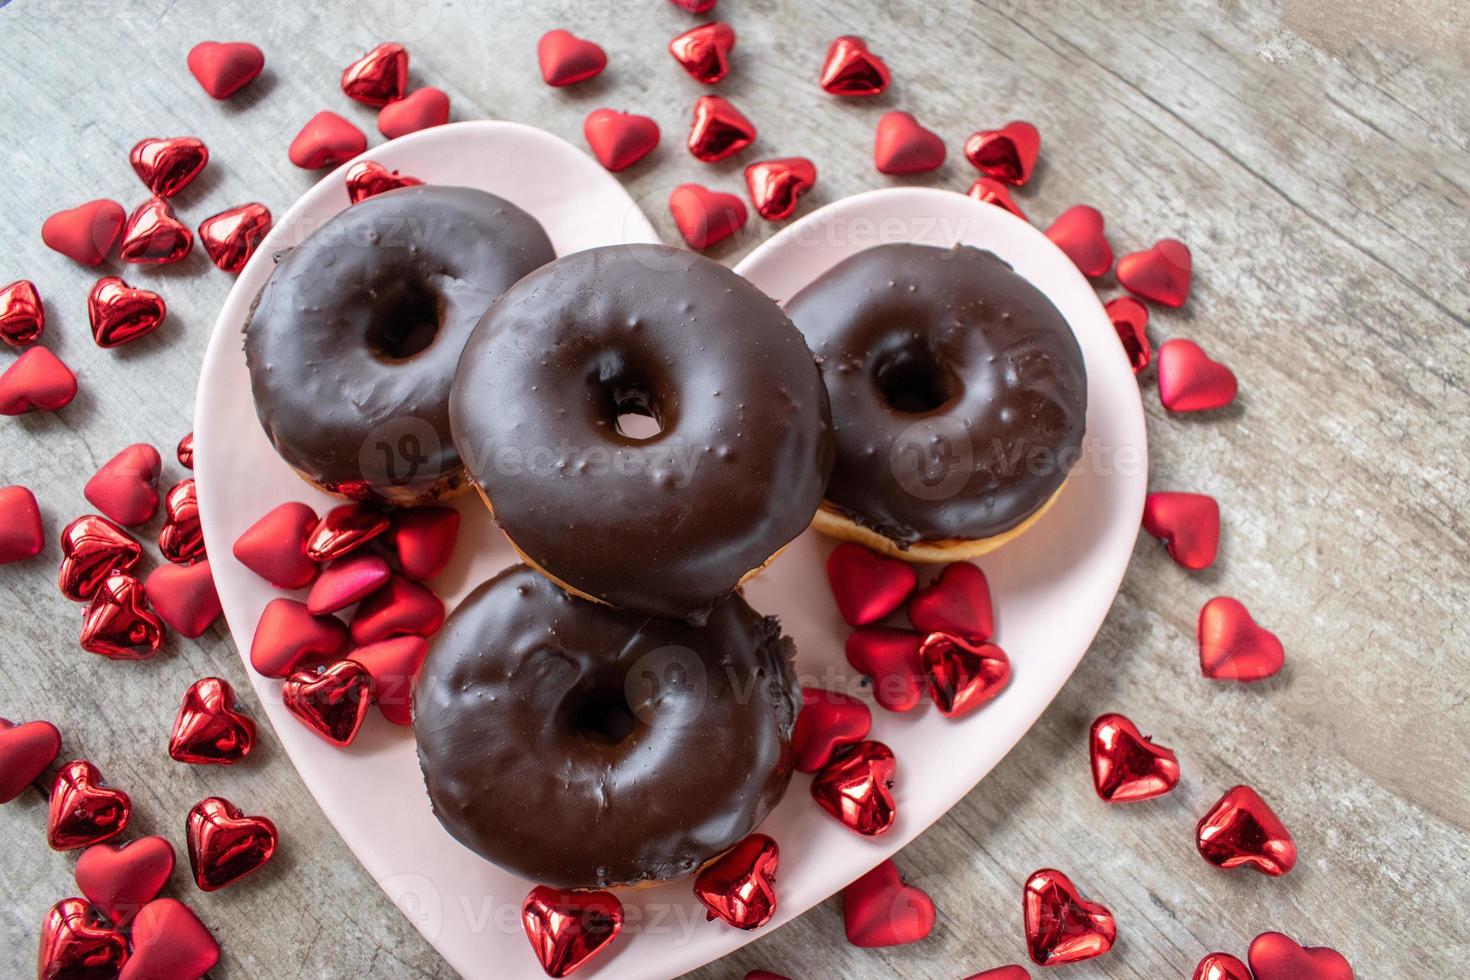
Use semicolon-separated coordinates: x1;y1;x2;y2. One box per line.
963;121;1040;186
967;178;1027;221
47;760;130;850
827;543;916;626
177;432;194;469
845;627;924;712
584;110;660;172
1193;952;1253;980
88;277;167;347
744;157;816;221
919;632;1010;718
187;796;278;890
84;443;162;527
38;898;130;979
42;199;125;266
522;885;624;978
694;833;779;930
348;635;430;726
843;858;936;947
1199;596;1283;681
1117;238;1192;307
669;22;736;84
308;551;392;615
811;740;896;836
0;279;45;347
187;40;263;99
1089;713;1180;803
199;202;272;274
130;137;209;198
1022;868;1116;966
282;660;374;746
1158;338;1237;412
249;598;349;677
289;111;368;170
58;515;141;601
158;479;205;565
0;486;44;564
1142;491;1219;570
349;574;445;644
0;717;61;802
1046;205;1113;278
1248;931;1354;980
688;95;756;162
378;87;450;138
1105;296;1151;374
669;183;747;250
81;572;165;659
875;112;945;175
537;30;607;88
345;160;425;204
385;505;459;581
341;42;409;106
169;677;256;765
233;502;320;589
792;687;871;773
76;836;176;925
1196;784;1297;876
0;347;76;414
119;198;194;265
908;562;992;641
820;36;890;96
123;898;220;980
307;502;390;561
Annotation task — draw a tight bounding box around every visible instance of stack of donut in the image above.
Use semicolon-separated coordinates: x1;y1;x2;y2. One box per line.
243;183;1085;893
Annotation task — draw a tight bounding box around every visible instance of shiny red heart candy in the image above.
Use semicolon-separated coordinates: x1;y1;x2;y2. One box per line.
169;676;255;765
688;95;756;162
88;276;167;347
963;120;1040;186
233;501;320;588
307;502;390;561
187;40;263;100
522;885;624;978
907;561;992;641
669;183;747;250
81;572;165;659
385;505;459;580
145;553;220;635
584;109;660;172
0;717;61;802
123;897;220;980
1158;338;1237;412
341;42;409;106
42;199;125;265
344;160;425;204
58;514;141;602
792;687;871;773
845;627;924;712
176;432;193;468
669;22;736;84
307;551;392;615
47;759;130;850
158;479;205;565
1199;596;1283;681
1104;296;1151;373
289;111;367;169
130;137;209;198
843;858;935;947
1248;931;1354;980
76;836;175;925
249;597;349;678
827;543;916;627
1197;784;1297;876
967;177;1027;221
348;635;430;726
1022;868;1116;965
537;29;607;87
283;659;374;746
85;443;161;527
378;87;450;139
744;157;816;221
875;111;945;175
694;832;779;930
119;198;193;265
38;898;130;978
1089;712;1180;803
1045;205;1113;278
810;739;896;836
0;485;45;564
918;633;1010;718
187;795;278;890
0;279;45;346
349;574;445;644
0;347;76;414
1142;491;1219;569
198;202;271;274
820;35;890;96
1193;952;1253;980
1117;238;1192;307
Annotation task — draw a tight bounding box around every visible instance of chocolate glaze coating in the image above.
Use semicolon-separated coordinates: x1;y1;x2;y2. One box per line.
450;244;833;622
245;185;555;504
413;564;800;888
784;243;1087;544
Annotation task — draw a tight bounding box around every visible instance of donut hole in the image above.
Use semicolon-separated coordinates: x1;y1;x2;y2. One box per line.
873;344;957;413
612;387;664;441
571;690;638;744
366;279;443;361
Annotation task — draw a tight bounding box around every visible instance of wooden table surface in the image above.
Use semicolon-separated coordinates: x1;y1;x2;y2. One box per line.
2;0;1467;976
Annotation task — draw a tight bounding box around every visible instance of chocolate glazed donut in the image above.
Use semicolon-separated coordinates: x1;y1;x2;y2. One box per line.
413;564;800;888
245;185;555;505
785;243;1087;548
450;244;834;622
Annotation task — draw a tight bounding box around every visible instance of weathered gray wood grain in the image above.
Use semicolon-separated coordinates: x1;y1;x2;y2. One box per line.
1;0;1467;977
